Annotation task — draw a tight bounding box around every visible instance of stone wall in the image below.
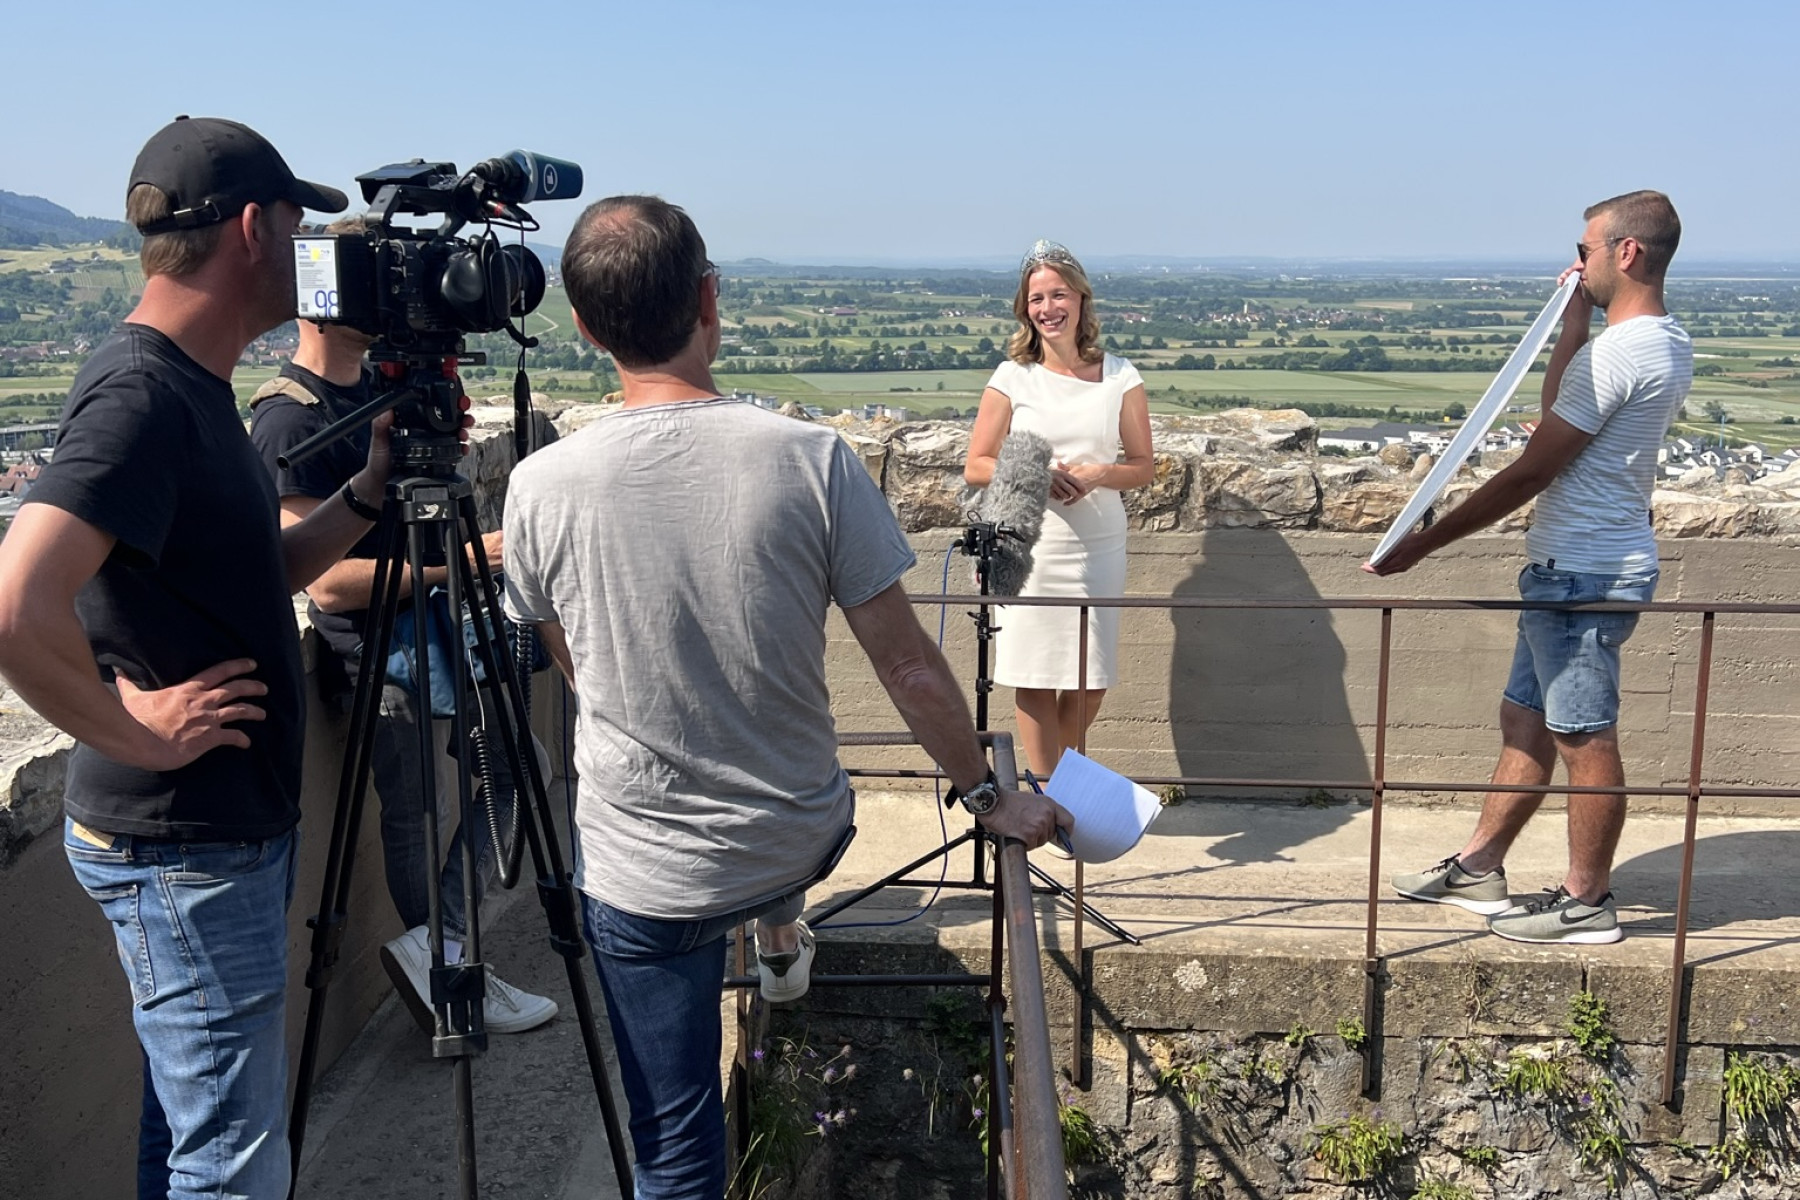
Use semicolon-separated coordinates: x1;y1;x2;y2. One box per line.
786;408;1800;815
761;940;1800;1200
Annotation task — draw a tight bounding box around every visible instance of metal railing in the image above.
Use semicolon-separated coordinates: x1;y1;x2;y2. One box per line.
724;731;1068;1200
847;591;1800;1109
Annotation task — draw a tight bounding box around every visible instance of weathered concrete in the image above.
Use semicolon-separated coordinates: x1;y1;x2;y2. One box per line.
286;791;1800;1198
823;528;1800;816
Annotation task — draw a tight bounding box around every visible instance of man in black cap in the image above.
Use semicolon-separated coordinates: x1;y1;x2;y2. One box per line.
0;116;397;1199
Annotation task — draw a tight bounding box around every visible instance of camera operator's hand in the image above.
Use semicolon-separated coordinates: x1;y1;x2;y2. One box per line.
115;658;268;771
976;788;1073;851
347;411;395;510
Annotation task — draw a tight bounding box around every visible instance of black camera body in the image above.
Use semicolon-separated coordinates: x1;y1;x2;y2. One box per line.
283;152;583;471
293;151;582;346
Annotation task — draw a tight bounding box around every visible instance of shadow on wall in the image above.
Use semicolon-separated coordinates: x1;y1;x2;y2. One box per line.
1167;529;1371;864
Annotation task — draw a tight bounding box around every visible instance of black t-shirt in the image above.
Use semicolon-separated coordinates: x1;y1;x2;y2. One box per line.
29;325;306;840
248;362;382;663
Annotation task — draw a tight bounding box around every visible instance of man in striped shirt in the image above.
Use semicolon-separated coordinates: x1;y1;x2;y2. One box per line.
1371;191;1692;945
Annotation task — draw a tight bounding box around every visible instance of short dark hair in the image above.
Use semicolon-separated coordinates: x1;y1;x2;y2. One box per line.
1585;190;1681;277
562;195;708;368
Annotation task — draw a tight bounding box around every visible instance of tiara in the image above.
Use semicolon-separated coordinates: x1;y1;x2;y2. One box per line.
1020;238;1081;274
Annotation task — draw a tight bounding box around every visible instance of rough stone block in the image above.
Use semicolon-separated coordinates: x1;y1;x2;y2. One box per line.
1091;950;1362;1034
1382;956;1584;1038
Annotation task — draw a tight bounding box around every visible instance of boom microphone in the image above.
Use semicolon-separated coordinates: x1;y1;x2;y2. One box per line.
975;430;1053;597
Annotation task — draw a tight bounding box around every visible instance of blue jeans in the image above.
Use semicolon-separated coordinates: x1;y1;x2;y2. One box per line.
1505;562;1659;734
582;888;805;1200
368;682;518;940
64;817;297;1200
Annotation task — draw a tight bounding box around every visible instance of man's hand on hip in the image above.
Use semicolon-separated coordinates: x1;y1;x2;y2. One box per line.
115;658;268;771
977;788;1072;850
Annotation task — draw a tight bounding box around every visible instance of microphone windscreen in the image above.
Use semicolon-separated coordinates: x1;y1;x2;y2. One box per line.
980;431;1053;597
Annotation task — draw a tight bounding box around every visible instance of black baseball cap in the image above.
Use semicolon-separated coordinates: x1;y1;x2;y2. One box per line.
128;115;348;234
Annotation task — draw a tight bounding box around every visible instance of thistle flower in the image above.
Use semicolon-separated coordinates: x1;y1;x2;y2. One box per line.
844;1063;858;1080
823;1067;838;1083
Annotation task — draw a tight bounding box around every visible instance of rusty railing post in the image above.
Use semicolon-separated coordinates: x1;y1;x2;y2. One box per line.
1360;607;1393;1097
1662;610;1715;1107
1072;604;1090;1082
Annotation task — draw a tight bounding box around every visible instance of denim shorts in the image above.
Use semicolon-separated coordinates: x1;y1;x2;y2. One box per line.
1503;562;1658;734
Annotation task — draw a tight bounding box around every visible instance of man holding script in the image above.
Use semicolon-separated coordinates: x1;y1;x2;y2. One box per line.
1370;191;1693;945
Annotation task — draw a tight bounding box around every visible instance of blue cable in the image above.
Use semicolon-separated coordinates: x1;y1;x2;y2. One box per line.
815;545;958;930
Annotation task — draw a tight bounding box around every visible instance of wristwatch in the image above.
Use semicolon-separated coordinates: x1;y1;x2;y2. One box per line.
340;478;382;522
945;769;1001;816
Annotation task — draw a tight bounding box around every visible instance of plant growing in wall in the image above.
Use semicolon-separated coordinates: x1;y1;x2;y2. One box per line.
1566;991;1616;1062
1310;1114;1404;1184
733;1034;859;1200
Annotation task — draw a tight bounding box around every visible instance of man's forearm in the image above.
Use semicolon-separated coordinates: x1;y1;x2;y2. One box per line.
1541;324;1589;419
877;641;990;791
0;606;154;764
283;491;376;593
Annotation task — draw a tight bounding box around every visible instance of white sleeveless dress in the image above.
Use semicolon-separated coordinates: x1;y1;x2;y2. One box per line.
986;354;1140;690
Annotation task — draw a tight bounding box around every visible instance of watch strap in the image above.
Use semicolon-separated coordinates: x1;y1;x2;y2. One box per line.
341;479;382;522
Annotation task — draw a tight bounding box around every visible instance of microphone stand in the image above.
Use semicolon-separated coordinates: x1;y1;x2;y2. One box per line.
808;521;1140;946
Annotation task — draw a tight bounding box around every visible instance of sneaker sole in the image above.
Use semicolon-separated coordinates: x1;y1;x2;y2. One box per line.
1488;924;1624;945
380;945;436;1036
486;1002;559;1035
1394;888;1514;916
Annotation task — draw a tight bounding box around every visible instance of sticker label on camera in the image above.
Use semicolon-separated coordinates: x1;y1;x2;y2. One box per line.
295;239;342;320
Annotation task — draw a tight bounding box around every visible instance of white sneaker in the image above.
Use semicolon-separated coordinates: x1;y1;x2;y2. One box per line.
381;925;558;1035
380;925;436;1035
756;920;815;1004
484;970;558;1033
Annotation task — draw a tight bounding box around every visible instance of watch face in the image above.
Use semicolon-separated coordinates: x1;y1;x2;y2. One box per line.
963;783;999;815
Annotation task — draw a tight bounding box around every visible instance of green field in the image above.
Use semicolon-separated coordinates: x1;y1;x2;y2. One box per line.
4;248;1799;451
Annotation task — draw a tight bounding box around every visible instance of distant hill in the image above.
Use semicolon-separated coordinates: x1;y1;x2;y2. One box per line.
0;190;136;250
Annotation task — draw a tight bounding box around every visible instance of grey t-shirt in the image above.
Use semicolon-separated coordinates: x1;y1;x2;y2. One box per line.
1527;314;1693;575
503;399;916;919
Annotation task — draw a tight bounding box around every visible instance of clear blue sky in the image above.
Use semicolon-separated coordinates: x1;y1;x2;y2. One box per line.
7;0;1795;265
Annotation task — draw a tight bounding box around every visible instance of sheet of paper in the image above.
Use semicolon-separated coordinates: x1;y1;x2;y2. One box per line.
1044;749;1161;863
1367;273;1582;567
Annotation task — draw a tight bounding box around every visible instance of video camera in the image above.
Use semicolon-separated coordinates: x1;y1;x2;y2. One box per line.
280;152;583;472
293;151;582;343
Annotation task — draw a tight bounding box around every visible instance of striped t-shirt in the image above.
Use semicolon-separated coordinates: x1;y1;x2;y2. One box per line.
1527;314;1692;574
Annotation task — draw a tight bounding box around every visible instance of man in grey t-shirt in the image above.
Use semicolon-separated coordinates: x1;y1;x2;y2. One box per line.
502;195;1068;1200
1369;191;1692;946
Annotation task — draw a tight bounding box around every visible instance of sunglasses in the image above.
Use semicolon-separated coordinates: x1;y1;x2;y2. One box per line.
1576;237;1626;264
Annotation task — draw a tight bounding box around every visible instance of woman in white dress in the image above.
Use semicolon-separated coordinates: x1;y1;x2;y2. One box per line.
963;240;1154;781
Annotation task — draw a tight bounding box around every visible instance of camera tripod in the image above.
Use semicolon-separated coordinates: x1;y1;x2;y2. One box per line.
280;360;631;1200
810;521;1140;945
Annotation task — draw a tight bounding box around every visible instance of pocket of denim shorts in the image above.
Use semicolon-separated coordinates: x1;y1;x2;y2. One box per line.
1597;613;1642;648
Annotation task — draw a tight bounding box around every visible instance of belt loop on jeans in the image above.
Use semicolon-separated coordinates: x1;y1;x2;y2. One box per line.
1544;558;1555;569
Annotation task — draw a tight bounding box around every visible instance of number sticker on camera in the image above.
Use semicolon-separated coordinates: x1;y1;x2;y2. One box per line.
294;239;341;320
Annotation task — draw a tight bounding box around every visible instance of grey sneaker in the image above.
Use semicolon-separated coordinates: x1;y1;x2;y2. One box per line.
1487;887;1622;945
1392;855;1512;915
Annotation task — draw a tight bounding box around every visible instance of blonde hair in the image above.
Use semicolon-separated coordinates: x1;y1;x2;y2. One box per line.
1006;256;1103;366
127;184;223;279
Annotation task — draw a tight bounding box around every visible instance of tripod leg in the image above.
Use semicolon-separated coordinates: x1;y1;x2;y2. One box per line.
288;505;408;1190
399;494;486;1200
1024;860;1142;946
454;494;634;1198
